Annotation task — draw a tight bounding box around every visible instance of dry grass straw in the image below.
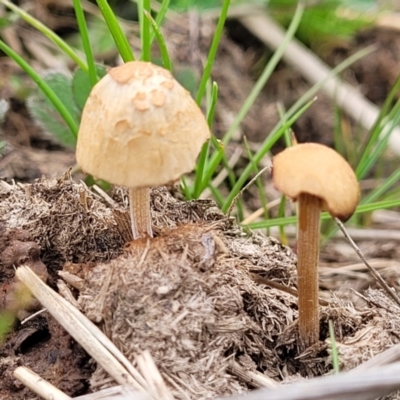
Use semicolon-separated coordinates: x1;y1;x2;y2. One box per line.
15;265;173;400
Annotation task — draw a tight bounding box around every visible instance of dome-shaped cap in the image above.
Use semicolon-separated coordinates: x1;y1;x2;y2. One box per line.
272;143;360;221
76;61;210;188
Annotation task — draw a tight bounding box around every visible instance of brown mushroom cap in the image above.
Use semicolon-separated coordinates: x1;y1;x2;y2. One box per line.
76;61;210;188
272;143;360;221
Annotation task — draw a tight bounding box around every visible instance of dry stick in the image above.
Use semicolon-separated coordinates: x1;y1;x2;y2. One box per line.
297;194;321;350
252;274;330;306
15;266;147;392
13;366;71;400
222;362;400;400
343;227;400;241
237;12;400;155
129;187;153;239
136;351;175;400
228;361;278;389
241;198;281;225
74;385;146;400
335;218;400;307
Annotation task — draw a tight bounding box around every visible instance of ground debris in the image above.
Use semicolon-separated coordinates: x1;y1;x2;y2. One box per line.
1;177;400;399
0;175;127;279
78;223;296;399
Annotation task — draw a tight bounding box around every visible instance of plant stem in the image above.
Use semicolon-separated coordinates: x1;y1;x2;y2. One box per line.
128;188;153;240
95;0;135;62
297;193;321;350
73;0;98;86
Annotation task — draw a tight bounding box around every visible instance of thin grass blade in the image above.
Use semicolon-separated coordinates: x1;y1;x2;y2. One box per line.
193;82;218;198
221;98;315;213
139;0;151;61
195;0;230;105
95;0;135;62
247;199;400;229
221;3;304;146
0;0;87;71
144;10;172;70
73;0;98;86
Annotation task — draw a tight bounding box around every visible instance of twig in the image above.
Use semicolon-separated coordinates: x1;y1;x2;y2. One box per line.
20;308;47;325
16;266;147;392
228;361;278;389
251;274;330;306
227;166;270;216
13;366;71;400
221;362;400;400
241;198;281;225
136;351;174;400
335;218;400;307
74;384;146;399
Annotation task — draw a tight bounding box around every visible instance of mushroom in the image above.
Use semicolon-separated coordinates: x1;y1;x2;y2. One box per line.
76;61;210;239
272;142;360;350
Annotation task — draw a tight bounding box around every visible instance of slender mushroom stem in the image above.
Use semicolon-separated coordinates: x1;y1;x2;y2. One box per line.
297;193;321;350
128;187;153;240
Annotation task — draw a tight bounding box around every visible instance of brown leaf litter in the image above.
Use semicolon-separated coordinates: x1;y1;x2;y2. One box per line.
0;176;400;399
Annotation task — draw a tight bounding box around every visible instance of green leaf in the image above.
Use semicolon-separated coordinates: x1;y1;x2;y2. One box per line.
174;66;198;97
27;72;81;147
0;311;15;344
0;17;10;29
72;65;107;110
95;0;135;62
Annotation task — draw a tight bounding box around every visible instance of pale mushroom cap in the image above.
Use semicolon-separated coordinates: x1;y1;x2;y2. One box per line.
272;143;360;221
76;61;210;188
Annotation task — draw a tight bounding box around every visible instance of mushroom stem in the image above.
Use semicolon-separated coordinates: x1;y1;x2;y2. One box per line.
297;193;321;350
128;187;153;240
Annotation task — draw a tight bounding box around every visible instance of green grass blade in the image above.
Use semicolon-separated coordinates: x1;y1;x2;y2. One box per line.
180;176;191;199
206;184;225;208
0;311;15;344
329;320;340;374
0;0;87;71
144;10;171;70
206;82;219;128
95;0;135;62
356;72;400;179
193;82;218;198
276;103;292;148
356;97;400;179
222;3;304;146
221;98;315;213
154;0;170;24
284;45;375;141
195;0;230;105
73;0;97;86
199;138;225;195
243;136;269;221
0;40;78;137
361;168;400;205
246;199;400;229
139;0;151;61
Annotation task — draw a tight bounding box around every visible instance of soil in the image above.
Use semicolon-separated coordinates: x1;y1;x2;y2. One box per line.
1;2;400;399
